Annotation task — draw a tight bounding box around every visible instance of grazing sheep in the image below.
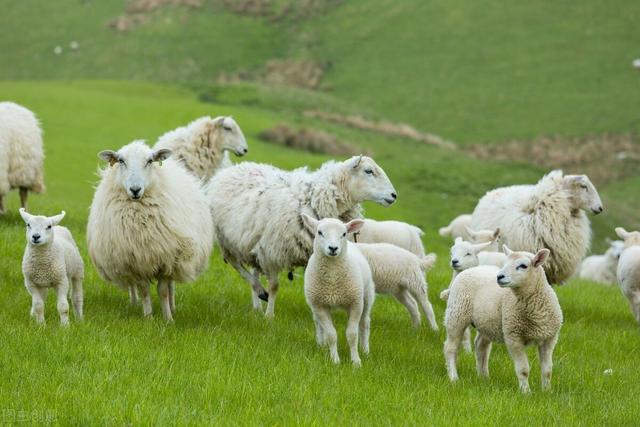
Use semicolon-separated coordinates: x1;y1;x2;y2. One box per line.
615;227;640;323
444;246;563;393
349;219;426;257
578;239;625;284
206;155;396;318
439;214;472;241
357;243;438;329
302;215;375;367
19;209;83;325
154;116;248;182
471;170;603;284
0;102;45;214
87;141;213;321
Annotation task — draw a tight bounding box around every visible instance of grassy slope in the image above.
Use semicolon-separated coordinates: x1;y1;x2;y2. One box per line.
0;81;639;425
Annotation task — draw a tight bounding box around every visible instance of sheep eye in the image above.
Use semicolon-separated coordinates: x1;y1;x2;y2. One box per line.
47;225;52;230
318;231;323;236
580;184;588;190
223;126;232;132
342;232;346;237
517;263;527;270
465;253;471;256
364;169;374;175
146;159;153;166
118;158;126;166
27;224;31;229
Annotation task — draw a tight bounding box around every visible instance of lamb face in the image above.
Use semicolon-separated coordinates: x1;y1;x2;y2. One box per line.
19;208;65;247
302;214;364;258
563;174;603;214
450;237;492;271
616;227;640;248
347;156;397;207
497;246;550;289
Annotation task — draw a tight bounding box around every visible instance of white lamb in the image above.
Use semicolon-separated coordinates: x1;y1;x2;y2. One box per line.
439;214;472;241
349;219;425;257
444;246;563;393
615;227;640;323
206;155;396;318
87;141;214;321
19;209;83;326
302;215;375;367
154;116;248;182
471;170;603;284
356;243;438;330
0;102;45;214
578;239;625;284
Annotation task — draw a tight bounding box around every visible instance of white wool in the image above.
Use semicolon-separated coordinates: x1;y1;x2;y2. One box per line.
439;214;472;240
349;218;426;257
578;240;624;284
615;227;640;323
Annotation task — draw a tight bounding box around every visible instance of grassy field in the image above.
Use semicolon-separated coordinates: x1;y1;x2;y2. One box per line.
0;81;639;425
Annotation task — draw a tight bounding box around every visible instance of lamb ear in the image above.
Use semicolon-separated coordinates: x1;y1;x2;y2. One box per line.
152;149;172;163
351;155;363;169
346;219;365;234
532;248;551;267
49;211;66;226
301;213;318;234
615;227;630;240
464;225;478;239
502;245;514;256
99;150;119;166
472;240;492;253
493;228;500;240
18;208;32;224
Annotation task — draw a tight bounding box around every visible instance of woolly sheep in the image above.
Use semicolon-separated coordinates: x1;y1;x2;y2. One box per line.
206;155;396;318
471;170;603;284
357;243;438;330
348;219;426;257
444;246;563;393
302;215;375;367
87;141;214;321
154;116;248;182
19;209;83;326
615;227;640;323
0;102;45;214
439;214;472;241
578;239;625;284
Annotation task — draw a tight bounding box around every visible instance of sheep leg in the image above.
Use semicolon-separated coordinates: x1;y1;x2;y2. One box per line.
169;282;176;314
265;273;279;319
227;258;269;305
359;295;372;355
462;327;472;353
312;312;325;346
394;289;421;328
315;307;339;364
71;277;84;320
250;269;264;311
474;333;492;377
55;279;71;327
157;279;174;322
506;339;530;393
28;283;46;324
19;187;28;209
538;334;558;391
411;287;439;331
128;285;138;305
629;291;640;324
346;303;363;367
443;323;467;381
138;283;153;318
0;194;4;214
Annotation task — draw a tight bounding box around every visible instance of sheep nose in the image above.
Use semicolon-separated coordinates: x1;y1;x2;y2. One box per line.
391;192;397;200
32;234;41;242
243;148;248;154
497;274;505;281
328;246;338;254
130;186;141;197
451;259;459;266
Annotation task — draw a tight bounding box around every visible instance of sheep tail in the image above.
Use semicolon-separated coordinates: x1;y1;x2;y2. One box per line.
420;253;437;271
438;225;452;237
439;288;450;301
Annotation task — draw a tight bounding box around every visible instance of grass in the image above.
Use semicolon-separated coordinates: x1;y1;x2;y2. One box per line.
0;81;639;425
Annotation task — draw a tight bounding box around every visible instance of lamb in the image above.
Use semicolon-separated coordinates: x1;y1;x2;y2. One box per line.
206;155;396;318
87;140;214;321
19;209;83;326
471;170;603;284
439;214;472;241
349;218;426;257
578;239;625;284
615;227;640;323
444;246;563;393
356;243;438;329
0;102;45;214
302;215;375;367
154;116;248;182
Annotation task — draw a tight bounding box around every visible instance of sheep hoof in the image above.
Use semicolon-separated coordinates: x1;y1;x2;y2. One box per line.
258;291;269;302
287;271;294;281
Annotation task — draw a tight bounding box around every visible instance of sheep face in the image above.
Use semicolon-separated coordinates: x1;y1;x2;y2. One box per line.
99;142;172;200
615;227;640;247
450;237;492;271
212;116;248;157
497;246;550;288
301;214;364;258
563;174;603;214
347;156;397;207
19;208;65;247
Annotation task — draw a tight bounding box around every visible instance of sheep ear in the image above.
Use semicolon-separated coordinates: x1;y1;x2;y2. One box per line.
503;245;514;256
605;237;612;245
152;149;172;163
532;248;551;268
99;150;119;166
346;219;365;234
18;208;32;224
454;236;463;245
212;116;225;128
301;213;318;234
493;228;500;240
472;240;492;253
615;227;630;240
49;211;66;226
464;225;478;239
351;155;363;169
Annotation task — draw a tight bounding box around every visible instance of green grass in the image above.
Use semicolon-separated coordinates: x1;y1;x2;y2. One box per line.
0;81;639;425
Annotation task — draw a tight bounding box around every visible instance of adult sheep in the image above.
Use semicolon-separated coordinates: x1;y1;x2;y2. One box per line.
87;141;214;321
0;102;45;213
471;170;603;284
154;116;248;182
206;155;397;318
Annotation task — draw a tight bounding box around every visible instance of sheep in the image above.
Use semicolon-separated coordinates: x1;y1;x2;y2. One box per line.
349;218;426;257
439;214;472;241
154;116;248;182
578;239;625;284
87;140;214;321
444;246;563;393
356;243;438;329
19;209;83;326
302;215;375;367
0;102;45;214
471;170;603;284
615;227;640;323
206;155;396;318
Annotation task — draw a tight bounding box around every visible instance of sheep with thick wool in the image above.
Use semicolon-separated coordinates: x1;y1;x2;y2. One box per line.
471;170;603;284
154;116;248;182
578;239;625;284
356;243;438;330
615;227;640;323
349;219;426;257
87;141;214;321
206;155;396;318
20;209;83;326
444;246;563;393
0;102;45;214
302;215;375;367
439;214;472;241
